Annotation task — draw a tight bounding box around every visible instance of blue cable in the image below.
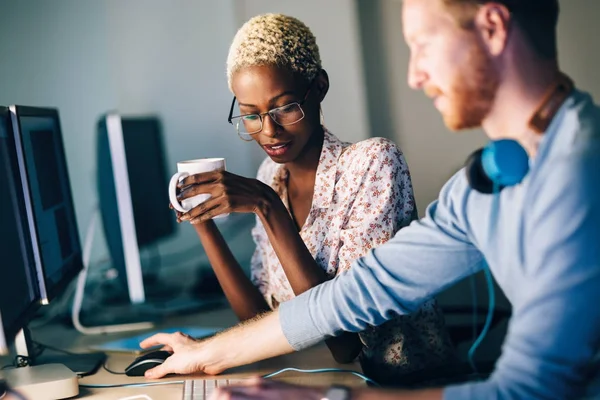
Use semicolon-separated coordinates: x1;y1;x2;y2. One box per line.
467;185;499;374
262;367;380;387
470;274;478;345
467;262;496;374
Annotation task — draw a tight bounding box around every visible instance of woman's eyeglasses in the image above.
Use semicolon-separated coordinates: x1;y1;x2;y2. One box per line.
227;86;311;136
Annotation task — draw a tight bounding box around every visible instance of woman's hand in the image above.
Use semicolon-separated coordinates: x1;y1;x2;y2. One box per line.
139;332;228;379
175;170;273;224
208;378;326;400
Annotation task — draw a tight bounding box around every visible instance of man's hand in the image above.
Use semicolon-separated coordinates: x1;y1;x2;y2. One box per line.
139;332;226;378
139;311;295;379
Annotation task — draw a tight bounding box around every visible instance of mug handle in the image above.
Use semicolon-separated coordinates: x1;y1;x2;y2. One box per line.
169;171;189;213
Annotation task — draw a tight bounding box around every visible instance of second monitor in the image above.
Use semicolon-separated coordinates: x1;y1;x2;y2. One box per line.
97;114;175;305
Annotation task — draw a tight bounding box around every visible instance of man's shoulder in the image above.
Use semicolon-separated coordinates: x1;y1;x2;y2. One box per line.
554;89;600;153
572;90;600;145
528;91;600;218
537;90;600;187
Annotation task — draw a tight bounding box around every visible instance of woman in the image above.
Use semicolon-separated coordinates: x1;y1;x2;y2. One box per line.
174;13;454;384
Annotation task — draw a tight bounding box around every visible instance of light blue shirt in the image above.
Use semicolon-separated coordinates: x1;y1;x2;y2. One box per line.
279;89;600;399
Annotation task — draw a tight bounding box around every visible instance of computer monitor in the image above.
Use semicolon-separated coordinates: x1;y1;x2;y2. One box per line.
96;114;175;304
8;105;106;368
0;107;41;356
0;107;79;398
9;106;84;304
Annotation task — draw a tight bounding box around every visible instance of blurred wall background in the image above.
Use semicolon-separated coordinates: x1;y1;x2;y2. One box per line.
0;0;370;266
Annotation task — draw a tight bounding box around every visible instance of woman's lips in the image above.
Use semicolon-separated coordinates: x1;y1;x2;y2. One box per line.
263;141;292;157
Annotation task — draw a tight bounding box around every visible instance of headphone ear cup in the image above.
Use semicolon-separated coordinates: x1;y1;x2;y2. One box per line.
465;148;496;194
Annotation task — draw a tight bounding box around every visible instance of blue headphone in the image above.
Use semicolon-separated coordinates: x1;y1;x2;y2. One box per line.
465;73;574;194
465;140;529;194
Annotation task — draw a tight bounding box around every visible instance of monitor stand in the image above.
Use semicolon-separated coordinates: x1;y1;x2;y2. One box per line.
71;255;154;335
71;211;155;335
0;329;79;399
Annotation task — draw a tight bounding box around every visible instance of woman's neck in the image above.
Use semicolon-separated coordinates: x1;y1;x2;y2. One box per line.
285;126;325;185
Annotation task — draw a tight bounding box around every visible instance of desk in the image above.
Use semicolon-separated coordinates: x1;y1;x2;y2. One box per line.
32;308;366;399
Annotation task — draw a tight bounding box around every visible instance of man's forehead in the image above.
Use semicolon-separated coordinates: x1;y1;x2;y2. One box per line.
402;0;454;41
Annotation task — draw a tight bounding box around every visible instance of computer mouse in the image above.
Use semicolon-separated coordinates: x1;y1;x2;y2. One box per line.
124;350;172;377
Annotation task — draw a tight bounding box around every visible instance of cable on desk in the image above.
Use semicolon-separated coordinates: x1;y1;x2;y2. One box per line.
84;367;378;390
102;359;127;375
79;381;184;389
261;367;380;387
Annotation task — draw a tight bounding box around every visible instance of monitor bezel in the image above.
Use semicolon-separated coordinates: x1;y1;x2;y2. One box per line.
9;105;84;304
0;107;43;352
101;113;146;304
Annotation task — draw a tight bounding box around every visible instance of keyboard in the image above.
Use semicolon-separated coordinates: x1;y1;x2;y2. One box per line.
182;379;248;400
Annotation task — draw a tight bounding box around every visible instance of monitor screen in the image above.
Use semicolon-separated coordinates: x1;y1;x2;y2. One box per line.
97;115;175;299
121;117;174;247
0;108;41;348
11;106;83;302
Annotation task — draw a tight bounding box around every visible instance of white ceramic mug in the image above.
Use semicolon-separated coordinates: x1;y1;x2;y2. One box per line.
168;158;227;217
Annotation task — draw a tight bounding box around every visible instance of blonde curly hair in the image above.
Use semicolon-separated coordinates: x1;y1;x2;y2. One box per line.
226;13;322;92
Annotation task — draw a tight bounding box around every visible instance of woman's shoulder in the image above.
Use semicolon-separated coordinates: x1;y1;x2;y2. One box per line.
340;136;406;170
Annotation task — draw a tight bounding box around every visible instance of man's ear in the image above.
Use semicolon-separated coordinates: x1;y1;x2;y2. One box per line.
474;3;511;56
315;69;330;102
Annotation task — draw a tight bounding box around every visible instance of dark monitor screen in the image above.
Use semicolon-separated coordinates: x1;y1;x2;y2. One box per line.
11;106;83;302
0;108;41;343
97;116;175;282
121;117;174;247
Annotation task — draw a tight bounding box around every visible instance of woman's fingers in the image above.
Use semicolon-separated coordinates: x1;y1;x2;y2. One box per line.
178;170;221;188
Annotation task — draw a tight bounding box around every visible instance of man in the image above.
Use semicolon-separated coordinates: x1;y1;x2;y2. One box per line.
141;0;600;398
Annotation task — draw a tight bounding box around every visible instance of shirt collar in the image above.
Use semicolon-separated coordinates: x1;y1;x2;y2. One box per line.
531;90;578;167
269;129;345;209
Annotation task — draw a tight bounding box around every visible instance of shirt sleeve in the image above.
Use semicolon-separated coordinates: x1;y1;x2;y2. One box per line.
336;139;416;274
445;150;600;399
279;171;484;350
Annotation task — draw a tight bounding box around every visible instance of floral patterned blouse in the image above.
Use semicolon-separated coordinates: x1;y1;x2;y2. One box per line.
250;130;455;383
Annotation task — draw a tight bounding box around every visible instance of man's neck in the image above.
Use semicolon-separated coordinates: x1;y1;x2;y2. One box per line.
482;60;560;158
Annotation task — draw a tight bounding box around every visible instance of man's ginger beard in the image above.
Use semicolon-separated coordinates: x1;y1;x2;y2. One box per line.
425;34;500;131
